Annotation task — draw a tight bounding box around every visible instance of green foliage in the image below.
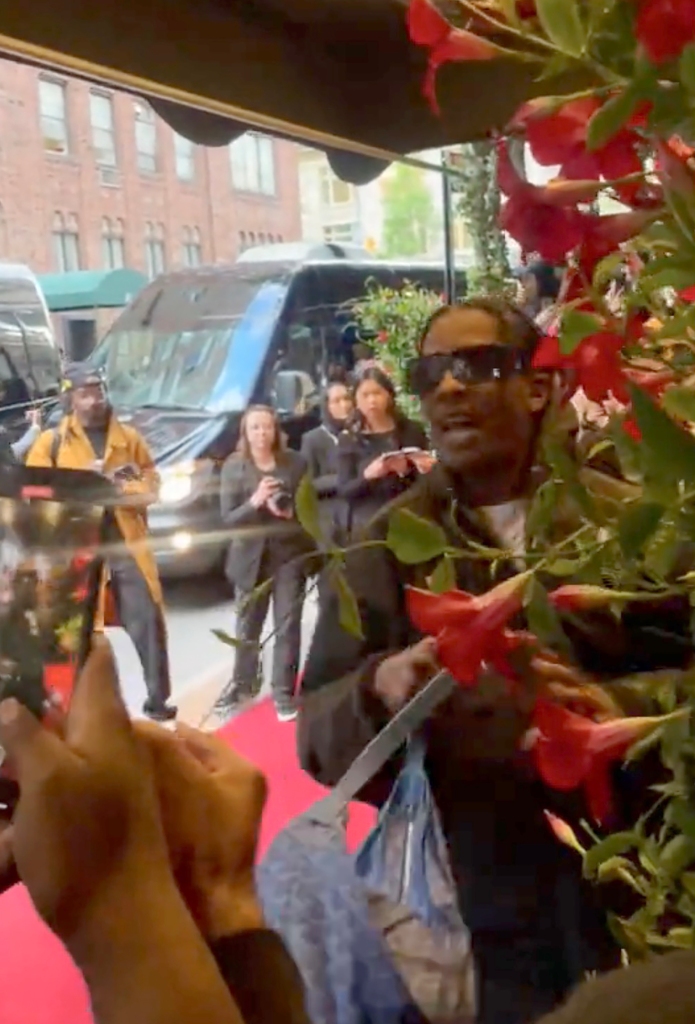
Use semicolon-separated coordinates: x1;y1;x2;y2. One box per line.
381;164;439;259
350;281;442;419
455;140;511;292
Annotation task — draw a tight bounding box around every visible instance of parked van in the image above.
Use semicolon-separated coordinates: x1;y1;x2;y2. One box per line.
87;251;466;577
0;264;62;440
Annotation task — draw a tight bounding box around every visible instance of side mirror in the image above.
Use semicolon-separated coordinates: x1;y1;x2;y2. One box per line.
272;370;304;415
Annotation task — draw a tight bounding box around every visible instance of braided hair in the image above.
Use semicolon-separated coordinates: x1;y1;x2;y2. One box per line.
417;296;543;355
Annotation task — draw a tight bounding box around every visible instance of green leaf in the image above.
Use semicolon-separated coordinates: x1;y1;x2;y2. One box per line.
525;479;558;544
386;508;448;565
641;264;695;293
295;473;323;543
535;0;585;56
332;567;364;639
586;88;640;151
429;554;457;594
660;834;695;878
681;872;695;898
662;387;695;425
584;832;639;877
607;913;649;959
679;43;695;93
666;800;695;842
545;557;583;577
630;384;695;487
211;628;244;649
558;309;603;355
618;502;665;558
524;578;573;659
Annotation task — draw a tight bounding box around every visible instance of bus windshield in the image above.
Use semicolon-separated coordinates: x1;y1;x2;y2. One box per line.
90;271;289;412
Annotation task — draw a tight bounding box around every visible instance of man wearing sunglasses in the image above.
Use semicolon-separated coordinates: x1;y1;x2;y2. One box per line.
297;297;692;1024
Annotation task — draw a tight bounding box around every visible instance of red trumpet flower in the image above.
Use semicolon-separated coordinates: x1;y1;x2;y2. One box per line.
513;96;650;206
530;698;676;824
497;140;601;261
407;0;501;113
406;572;532;686
533;330;629;404
634;0;695;64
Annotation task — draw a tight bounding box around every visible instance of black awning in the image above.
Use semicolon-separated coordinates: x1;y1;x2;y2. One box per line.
0;0;591;183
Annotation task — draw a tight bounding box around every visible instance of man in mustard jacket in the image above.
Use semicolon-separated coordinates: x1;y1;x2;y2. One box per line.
26;365;176;721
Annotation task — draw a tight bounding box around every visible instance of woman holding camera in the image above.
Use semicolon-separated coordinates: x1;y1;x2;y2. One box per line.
220;405;313;721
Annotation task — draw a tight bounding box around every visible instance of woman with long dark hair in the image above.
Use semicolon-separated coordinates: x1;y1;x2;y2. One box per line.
300;376;353;543
219;405;314;721
337;365;432;537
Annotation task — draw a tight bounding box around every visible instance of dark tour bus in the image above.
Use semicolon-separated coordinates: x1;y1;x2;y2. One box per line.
0;264;62;440
86;245;467;578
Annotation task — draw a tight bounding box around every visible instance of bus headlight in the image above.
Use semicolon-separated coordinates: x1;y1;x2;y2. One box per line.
158;462;198;505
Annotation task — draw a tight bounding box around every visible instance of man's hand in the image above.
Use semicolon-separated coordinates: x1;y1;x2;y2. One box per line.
0;640;171;949
373;637;439;715
134;722;267;940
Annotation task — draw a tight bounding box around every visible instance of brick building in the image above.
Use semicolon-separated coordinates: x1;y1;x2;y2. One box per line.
0;58;302;276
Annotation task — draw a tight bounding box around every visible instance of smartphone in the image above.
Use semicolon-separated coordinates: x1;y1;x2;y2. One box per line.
381;448;428;464
0;465;118;812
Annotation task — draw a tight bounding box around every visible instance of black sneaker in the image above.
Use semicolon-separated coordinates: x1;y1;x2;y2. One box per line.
143;701;178;722
274;696;297;723
214;674;261;715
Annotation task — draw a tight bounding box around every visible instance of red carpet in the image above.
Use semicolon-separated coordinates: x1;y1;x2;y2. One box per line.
0;699;375;1024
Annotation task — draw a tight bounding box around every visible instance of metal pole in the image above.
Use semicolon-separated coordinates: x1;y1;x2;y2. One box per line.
441;151;456;304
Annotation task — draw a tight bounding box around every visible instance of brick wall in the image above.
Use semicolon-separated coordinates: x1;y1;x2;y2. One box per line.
0;58;302;274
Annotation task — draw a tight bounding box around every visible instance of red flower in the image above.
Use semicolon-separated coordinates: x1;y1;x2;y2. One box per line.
635;0;695;64
497;140;599;261
406;572;532;686
531;698;672;824
533;331;628;403
575;210;656;277
407;0;501;113
376;330;389;344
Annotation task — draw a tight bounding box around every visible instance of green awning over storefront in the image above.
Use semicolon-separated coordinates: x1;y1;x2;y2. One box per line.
39;269;147;312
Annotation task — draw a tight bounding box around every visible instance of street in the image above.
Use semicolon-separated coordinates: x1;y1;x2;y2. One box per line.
109;575;320;725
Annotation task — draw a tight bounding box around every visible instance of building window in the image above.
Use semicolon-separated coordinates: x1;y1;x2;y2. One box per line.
319;167;353;206
239;230;247;252
144;221;166;277
174;133;195;182
182;226;202;267
134;101;157;174
89;91;117;167
52;212;80;271
229;133;276;195
101;217;125;269
323;223;355;244
248;232;256;247
39;79;69;155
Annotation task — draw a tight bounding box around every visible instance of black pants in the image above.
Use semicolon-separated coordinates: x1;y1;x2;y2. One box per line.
109;555;171;708
233;553;305;702
472;929;573;1024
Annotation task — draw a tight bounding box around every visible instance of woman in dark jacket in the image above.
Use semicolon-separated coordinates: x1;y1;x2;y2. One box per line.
300;377;353;543
337;366;431;537
219;405;314;722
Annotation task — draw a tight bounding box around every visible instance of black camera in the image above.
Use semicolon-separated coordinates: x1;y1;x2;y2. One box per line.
268;482;293;515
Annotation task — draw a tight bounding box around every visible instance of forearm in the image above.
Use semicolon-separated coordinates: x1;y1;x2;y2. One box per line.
71;875;244;1024
298;656;394;802
223;499;260;527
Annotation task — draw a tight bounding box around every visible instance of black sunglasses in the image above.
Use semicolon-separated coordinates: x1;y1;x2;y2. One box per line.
406;344;531;398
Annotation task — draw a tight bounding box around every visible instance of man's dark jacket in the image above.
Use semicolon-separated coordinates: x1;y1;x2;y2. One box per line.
298;462;690;1024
